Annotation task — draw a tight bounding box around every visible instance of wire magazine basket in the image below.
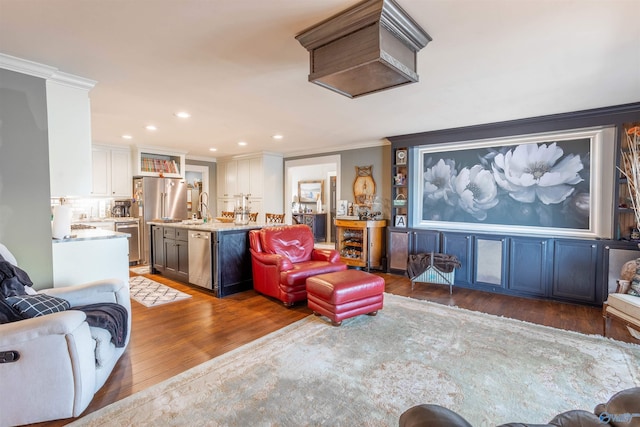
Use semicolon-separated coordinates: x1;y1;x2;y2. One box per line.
407;252;460;295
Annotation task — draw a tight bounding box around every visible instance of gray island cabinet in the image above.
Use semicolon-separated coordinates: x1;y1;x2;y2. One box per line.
148;221;262;297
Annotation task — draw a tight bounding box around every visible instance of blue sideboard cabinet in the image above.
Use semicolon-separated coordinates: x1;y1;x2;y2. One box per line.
551;239;600;304
441;232;473;286
391;228;612;306
388;229;440;274
411;229;440;254
441;232;509;292
508;236;551;298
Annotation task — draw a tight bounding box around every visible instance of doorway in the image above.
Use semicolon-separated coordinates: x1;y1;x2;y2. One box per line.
285;155;340;244
185;165;209;218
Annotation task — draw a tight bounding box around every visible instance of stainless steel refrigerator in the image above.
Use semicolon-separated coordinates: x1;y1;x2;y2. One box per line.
132;177;188;264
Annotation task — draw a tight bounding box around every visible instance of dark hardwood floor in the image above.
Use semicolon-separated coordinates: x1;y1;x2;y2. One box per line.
34;271;637;426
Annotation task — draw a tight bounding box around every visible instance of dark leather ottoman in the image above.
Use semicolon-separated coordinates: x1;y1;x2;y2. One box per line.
306;269;384;326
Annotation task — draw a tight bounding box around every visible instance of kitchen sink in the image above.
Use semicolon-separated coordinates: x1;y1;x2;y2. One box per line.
152;218;184;223
182;219;205;225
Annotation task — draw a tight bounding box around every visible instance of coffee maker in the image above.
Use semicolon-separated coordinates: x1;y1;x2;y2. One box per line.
112;200;131;217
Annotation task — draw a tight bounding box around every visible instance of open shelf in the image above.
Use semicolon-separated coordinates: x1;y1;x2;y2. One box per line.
133;147;186;178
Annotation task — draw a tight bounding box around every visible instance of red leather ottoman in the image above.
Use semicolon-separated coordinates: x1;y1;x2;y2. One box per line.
306;270;385;326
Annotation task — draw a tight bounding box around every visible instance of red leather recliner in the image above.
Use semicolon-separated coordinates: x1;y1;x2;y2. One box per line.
249;224;347;306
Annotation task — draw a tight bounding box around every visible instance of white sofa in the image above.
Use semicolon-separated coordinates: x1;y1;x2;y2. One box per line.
0;244;131;427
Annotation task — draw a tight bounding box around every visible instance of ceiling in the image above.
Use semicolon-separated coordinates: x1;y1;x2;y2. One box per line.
1;0;638;160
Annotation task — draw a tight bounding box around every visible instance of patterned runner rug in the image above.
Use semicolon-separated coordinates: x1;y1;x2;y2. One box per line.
129;276;191;307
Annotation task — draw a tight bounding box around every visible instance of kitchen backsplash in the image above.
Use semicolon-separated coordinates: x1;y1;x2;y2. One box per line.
50;197;122;220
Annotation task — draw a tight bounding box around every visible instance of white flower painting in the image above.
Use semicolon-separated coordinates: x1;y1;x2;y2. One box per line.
492;143;584;205
421;137;591;229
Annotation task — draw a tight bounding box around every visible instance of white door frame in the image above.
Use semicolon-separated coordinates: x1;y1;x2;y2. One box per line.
184;164;209;196
284;155;340;229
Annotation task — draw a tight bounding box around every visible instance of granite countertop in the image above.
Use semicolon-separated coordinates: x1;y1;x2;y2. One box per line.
147;220;268;232
52;228;130;243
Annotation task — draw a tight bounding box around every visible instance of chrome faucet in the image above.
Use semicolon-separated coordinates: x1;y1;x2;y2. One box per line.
198;191;210;220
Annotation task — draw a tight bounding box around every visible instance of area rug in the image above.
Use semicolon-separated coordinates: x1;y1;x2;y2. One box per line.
129;265;151;275
129;276;191;307
71;294;639;426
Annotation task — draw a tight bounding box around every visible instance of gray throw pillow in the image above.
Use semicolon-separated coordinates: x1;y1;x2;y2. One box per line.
5;294;70;318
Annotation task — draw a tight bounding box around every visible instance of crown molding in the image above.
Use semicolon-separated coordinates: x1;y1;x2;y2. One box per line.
48;70;96;90
216;151;284;162
284;138;389;158
186;154;218;163
0;53;96;90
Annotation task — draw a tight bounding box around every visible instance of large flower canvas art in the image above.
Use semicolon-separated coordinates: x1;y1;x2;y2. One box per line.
415;127;616;238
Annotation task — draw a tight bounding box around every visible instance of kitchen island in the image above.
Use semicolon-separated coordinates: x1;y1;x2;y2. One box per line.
148;220;266;297
52;228;130;288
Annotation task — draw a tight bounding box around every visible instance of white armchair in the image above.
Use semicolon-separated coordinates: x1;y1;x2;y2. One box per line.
603;288;640;340
0;244;131;427
603;259;640;340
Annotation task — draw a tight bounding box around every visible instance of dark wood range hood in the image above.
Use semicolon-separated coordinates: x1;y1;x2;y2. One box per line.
295;0;432;98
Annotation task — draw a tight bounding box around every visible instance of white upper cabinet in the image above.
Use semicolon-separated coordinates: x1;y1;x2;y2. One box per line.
216;153;283;218
0;53;97;198
249;156;264;198
236;158;251;196
91;147;110;195
224;160;238;197
46;78;95;197
110;148;132;196
92;144;132;197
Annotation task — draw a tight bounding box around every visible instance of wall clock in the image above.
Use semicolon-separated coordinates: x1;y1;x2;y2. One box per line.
353;165;375;206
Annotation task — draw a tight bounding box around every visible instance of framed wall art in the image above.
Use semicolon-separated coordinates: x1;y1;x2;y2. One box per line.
413;127;616;238
396;149;407;165
298;180;323;203
337;199;348;216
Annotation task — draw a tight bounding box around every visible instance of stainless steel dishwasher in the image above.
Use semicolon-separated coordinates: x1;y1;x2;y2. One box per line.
115;220;140;265
188;231;212;289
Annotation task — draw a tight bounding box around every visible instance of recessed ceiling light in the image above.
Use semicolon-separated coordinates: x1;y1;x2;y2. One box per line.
145;125;157;131
174;111;191;118
209;148;217;152
272;134;284;140
238;141;248;146
122;134;133;139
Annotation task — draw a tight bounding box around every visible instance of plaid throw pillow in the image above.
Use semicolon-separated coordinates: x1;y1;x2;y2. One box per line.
5;294;70;318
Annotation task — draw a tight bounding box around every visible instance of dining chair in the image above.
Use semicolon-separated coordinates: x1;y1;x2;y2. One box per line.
265;213;285;224
249;212;258;222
